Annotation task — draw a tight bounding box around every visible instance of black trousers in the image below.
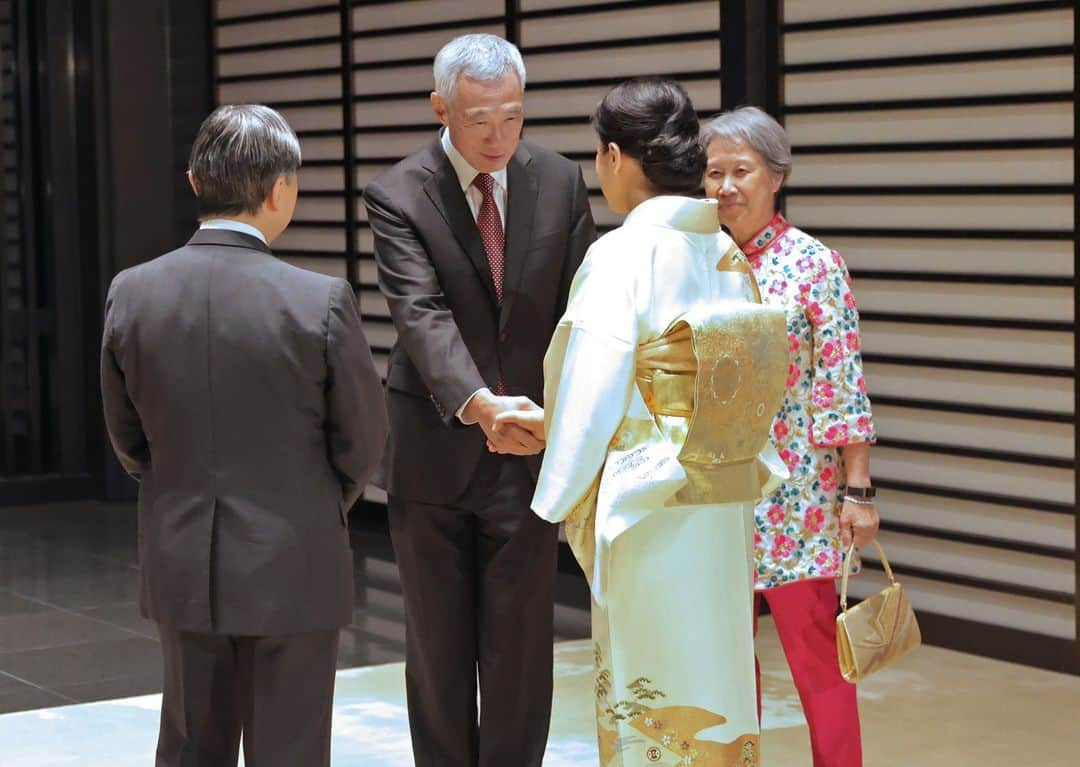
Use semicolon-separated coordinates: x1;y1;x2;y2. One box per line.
155;625;339;767
389;451;559;767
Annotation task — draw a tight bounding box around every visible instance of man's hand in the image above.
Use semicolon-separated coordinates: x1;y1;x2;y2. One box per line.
462;390;545;456
490;406;545;454
839;498;879;549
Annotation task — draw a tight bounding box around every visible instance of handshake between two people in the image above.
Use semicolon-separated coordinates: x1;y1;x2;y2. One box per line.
461;389;547;456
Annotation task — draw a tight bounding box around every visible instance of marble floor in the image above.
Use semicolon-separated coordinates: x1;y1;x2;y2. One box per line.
1;626;1079;766
1;502;1079;765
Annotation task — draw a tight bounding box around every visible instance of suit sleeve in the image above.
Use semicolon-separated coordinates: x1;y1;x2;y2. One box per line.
556;166;597;319
100;275;149;480
363;181;487;425
325;279;389;510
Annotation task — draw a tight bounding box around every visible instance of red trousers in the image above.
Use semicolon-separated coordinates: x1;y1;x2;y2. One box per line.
755;579;862;767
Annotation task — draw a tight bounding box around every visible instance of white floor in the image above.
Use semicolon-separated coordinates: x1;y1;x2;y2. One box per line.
2;619;1079;766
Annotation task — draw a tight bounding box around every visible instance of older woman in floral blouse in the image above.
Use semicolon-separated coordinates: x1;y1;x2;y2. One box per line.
701;106;878;767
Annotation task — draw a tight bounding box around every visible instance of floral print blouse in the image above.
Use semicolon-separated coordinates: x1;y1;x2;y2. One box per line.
743;213;876;591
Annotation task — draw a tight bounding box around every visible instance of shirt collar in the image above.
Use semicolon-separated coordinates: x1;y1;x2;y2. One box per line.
199;218;268;245
440;129;508;194
741;212;790;257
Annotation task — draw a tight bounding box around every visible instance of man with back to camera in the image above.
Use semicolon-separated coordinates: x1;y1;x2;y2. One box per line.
100;104;387;767
363;33;596;767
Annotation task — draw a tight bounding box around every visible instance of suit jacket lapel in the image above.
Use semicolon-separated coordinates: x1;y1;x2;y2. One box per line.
420;142;499;305
500;145;538;332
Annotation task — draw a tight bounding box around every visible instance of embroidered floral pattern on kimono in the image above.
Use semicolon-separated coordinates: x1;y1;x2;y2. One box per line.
744;214;875;591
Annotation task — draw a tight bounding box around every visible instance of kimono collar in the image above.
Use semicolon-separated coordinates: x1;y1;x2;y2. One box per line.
741;212;791;257
623;195;720;234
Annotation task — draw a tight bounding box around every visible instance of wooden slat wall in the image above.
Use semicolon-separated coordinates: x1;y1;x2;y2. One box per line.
780;0;1077;663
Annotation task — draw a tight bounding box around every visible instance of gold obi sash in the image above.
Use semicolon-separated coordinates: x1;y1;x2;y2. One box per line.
635;300;788;505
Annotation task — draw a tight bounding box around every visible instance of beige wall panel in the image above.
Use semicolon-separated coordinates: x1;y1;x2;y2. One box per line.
789;149;1074;187
216;13;339;47
353;24;503;64
217;0;331;19
784;9;1073;65
873;405;1074;460
785;103;1075;145
520;2;718;47
355;164;396;190
870;530;1074;595
356;229;374;253
523;122;597;154
881;489;1075;551
293;197;345;222
276;105;343;132
297;165;344;191
854;281;1073;322
358;289;390;319
827;237;1074;277
364;323;397;350
298;136;344;161
273;226;345;252
860;321;1072;367
784;56;1073;106
355;129;432;159
864;364;1073;414
278;256;346;278
355;98;441;127
218;75;342;104
846;569;1074;639
353;64;431;96
353;0;503;31
358;259;379;285
533;79;719;121
217;44;339;78
786;194;1073;232
784;0;1038;24
527;40;719;83
522;0;630;10
872;446;1073;504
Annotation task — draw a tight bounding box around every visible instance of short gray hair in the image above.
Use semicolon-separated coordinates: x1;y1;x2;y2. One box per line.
433;34;526;104
188;104;302;217
701;106;792;185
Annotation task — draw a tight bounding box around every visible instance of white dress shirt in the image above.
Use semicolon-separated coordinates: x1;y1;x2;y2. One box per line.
199;218;268;245
440;130;509;422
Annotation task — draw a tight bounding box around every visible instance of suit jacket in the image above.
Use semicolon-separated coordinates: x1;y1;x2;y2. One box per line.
363;137;595;504
100;228;388;635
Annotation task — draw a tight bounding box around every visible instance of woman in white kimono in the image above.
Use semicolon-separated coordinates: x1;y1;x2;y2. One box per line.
495;79;789;767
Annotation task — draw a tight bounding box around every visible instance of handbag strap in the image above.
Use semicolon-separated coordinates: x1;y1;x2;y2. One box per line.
839;540;895;611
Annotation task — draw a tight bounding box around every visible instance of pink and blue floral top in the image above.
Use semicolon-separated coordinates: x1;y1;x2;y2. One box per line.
743;213;876;591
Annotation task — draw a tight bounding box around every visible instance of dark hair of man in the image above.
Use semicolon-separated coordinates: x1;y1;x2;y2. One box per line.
187;104;302;218
591;77;706;194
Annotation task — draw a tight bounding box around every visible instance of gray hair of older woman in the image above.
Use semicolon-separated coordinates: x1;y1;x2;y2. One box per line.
701;106;792;186
433;34;527;104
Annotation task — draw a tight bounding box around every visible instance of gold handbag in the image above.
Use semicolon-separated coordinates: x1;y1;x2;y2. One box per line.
836;541;922;683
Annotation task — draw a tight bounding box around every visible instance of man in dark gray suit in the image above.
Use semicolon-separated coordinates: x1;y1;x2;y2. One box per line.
101;105;387;767
363;34;595;767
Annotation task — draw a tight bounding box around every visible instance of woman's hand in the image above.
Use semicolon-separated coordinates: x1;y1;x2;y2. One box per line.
486;403;546;454
839;498;879;549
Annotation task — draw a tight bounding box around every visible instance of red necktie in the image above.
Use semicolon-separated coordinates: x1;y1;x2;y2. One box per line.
472;173;505;302
472;173;506;394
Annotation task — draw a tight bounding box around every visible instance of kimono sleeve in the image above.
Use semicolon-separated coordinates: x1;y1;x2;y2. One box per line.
807;249;876;447
531;245;639;523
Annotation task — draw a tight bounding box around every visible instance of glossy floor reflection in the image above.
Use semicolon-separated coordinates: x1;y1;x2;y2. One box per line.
3;628;1079;766
0;502;590;713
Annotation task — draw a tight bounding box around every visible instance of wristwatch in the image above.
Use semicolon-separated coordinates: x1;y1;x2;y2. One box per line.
843;485;876;499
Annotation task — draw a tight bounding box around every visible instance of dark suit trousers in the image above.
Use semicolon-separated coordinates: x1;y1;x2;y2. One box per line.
389;451;559;767
155;625;339;767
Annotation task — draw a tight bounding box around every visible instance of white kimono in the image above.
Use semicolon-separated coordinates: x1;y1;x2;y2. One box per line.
532;196;786;767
